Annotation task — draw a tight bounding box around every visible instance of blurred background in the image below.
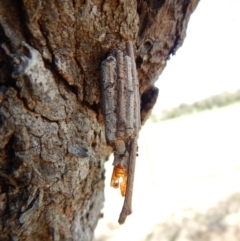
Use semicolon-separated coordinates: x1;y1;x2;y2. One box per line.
94;0;240;240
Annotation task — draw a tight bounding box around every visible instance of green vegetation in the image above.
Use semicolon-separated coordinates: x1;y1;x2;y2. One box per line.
151;89;240;122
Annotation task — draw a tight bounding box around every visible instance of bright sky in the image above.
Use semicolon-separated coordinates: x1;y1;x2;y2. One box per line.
155;0;240;110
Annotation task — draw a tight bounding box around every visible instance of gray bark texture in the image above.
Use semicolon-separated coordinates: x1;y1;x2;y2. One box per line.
0;0;199;240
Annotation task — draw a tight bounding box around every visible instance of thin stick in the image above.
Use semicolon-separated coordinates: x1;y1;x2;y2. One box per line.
118;137;138;224
118;41;140;224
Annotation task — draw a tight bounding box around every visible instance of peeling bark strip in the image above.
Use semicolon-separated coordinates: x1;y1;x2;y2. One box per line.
101;41;140;224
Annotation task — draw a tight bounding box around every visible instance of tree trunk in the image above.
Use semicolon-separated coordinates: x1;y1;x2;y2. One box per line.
0;0;199;240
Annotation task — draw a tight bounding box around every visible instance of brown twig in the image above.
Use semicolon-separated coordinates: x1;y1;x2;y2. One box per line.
118;137;138;224
118;41;140;224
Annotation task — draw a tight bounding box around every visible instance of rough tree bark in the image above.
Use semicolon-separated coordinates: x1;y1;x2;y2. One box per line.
0;0;199;240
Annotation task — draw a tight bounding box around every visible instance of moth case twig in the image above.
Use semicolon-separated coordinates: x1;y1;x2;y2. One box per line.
101;57;117;143
118;136;138;224
117;41;141;224
100;41;141;225
124;55;134;136
126;41;141;131
116;50;126;139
